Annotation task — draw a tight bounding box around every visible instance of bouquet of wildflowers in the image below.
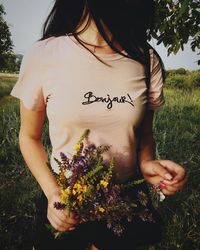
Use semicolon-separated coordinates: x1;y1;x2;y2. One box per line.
46;129;159;238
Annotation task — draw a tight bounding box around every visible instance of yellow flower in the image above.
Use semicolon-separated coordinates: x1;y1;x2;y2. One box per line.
72;183;89;195
72;189;77;195
60;188;71;203
100;180;109;188
77;195;83;202
98;207;105;213
73;183;82;193
73;142;81;152
82;184;88;193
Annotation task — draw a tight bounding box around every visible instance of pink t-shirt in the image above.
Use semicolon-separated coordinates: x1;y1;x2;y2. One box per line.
10;35;165;182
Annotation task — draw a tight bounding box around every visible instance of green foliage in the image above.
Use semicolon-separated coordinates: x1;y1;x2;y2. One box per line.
188;70;200;88
152;88;200;249
0;78;51;250
166;68;187;77
0;4;13;54
0;4;15;71
0;99;40;250
82;161;104;183
1;53;18;73
128;179;145;187
152;0;200;64
166;74;188;88
0;75;17;99
165;69;200;89
45;224;66;240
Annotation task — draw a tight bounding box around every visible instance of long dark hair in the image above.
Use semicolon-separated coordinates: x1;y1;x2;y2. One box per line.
40;0;166;87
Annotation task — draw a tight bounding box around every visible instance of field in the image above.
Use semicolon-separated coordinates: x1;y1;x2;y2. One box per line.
0;73;200;250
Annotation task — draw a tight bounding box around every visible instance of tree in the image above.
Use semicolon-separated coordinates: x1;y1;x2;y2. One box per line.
151;0;200;65
15;54;23;71
0;3;15;71
2;53;18;72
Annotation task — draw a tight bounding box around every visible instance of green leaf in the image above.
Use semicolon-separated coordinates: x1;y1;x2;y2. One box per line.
45;224;67;239
177;0;190;19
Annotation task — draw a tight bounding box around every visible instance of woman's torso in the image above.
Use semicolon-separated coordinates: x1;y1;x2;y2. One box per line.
40;35;148;182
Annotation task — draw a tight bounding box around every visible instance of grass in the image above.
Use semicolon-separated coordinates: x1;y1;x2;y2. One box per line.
0;75;18;99
153;88;200;250
0;76;200;250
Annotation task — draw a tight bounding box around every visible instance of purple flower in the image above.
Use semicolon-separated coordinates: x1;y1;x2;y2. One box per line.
60;152;68;161
54;202;66;210
139;209;155;222
138;190;148;206
113;224;124;236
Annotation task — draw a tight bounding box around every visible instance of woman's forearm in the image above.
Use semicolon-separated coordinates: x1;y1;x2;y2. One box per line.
138;132;156;168
19;135;59;200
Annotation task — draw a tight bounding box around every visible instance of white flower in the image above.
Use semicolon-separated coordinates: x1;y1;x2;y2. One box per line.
159;191;166;202
64;169;73;178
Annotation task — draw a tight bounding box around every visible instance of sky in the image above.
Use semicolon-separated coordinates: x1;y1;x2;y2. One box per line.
1;0;199;70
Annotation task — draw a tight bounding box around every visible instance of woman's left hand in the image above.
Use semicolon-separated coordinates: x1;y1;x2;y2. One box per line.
140;159;187;195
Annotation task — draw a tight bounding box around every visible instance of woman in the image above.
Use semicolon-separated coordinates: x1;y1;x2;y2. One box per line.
10;0;187;249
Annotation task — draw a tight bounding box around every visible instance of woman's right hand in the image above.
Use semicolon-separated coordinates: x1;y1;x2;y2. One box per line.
47;189;79;232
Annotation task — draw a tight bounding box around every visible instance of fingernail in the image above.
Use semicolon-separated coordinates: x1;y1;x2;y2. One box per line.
68;227;76;231
159;182;167;189
165;173;173;180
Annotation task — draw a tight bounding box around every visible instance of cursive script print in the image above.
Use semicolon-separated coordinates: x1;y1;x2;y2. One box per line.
46;94;51;103
82;91;135;109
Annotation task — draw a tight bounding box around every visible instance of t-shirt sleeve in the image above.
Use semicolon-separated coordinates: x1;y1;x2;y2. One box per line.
147;48;165;110
10;42;46;111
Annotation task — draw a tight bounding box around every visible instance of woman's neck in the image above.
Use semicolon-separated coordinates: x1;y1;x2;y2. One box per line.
76;15;111;46
75;15;123;54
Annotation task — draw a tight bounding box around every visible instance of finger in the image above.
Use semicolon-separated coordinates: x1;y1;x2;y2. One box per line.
173;168;186;182
159;160;186;181
162;189;175;196
61;209;79;225
152;162;174;180
172;178;187;190
49;199;79;221
162;179;179;185
161;179;187;195
49;212;77;231
62;210;79;223
163;184;177;193
49;205;69;222
47;215;68;232
163;176;187;186
141;160;160;176
63;210;78;219
65;217;79;225
48;211;70;228
49;207;78;227
142;161;173;180
162;188;183;196
145;175;164;185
